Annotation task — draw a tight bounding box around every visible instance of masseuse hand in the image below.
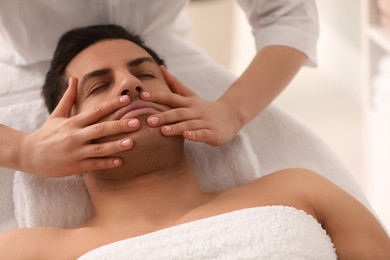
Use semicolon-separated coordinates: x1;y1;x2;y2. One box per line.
19;77;140;177
141;67;241;146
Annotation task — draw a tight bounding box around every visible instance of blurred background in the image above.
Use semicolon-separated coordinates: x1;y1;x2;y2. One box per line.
185;0;390;231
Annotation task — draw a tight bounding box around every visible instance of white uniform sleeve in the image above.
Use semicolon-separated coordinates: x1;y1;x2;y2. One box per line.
0;0;188;66
236;0;319;66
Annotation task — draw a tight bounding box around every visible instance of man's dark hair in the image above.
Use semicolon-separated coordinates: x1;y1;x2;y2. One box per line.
42;24;165;113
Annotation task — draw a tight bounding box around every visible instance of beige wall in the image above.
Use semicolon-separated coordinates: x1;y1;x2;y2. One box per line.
185;0;235;68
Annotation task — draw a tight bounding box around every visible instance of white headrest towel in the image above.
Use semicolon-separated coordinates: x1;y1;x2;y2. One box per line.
0;98;48;231
78;206;337;260
13;132;261;228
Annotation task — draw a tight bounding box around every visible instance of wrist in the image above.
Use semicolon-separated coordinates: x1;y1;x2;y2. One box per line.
0;124;28;171
218;99;244;136
17;132;31;173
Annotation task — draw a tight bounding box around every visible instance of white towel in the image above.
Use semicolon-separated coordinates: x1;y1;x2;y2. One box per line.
78;206;337;260
0;98;48;232
0;61;47;98
13;132;261;228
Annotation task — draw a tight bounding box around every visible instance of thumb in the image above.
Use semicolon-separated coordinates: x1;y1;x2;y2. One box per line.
50;77;78;118
160;66;196;97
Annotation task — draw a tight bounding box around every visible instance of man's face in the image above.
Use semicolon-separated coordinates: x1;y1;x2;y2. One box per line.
65;39;186;179
66;39;172;142
67;39;171;117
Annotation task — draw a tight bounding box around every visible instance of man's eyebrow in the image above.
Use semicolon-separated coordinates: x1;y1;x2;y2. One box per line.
80;68;111;89
127;56;156;67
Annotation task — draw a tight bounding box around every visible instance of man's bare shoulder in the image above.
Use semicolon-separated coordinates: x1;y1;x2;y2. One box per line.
253;167;327;184
202;168;332;221
0;226;68;260
235;168;329;197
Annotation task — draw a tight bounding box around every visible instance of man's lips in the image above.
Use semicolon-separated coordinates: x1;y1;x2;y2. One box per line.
114;101;167;120
120;107;159;119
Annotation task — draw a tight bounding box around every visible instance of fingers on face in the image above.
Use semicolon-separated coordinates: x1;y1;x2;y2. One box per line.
72;119;140;173
183;129;214;144
141;90;192;108
147;107;198;127
51;77;79;118
76;95;130;125
79;119;140;141
76;157;124;173
160;122;215;146
81;137;134;158
160;119;207;136
160;66;196;97
157;117;220;146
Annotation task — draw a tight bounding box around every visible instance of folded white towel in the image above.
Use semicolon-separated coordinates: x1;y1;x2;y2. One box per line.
0;98;48;132
78;206;337;260
0;98;48;232
0;61;47;97
13;132;261;228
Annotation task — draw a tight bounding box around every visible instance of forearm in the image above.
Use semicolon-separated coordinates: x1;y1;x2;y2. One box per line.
0;124;25;171
219;45;307;129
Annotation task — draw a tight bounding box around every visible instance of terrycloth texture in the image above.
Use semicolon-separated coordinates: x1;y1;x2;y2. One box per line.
0;61;49;99
13;133;261;228
78;206;337;260
0;64;48;231
0;97;48;232
0;167;16;232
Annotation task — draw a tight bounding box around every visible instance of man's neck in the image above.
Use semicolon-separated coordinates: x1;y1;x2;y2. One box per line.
82;155;214;229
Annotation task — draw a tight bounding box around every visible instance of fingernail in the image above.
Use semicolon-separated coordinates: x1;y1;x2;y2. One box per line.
149;116;159;125
128;119;139;128
68;77;74;86
163;125;172;132
113;159;121;165
119;95;130;103
121;139;132;147
142;92;151;98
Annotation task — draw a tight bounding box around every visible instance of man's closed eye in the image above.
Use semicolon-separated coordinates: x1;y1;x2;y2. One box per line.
88;83;110;96
136;72;156;80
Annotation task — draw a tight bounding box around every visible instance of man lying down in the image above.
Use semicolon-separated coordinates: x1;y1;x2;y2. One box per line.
0;25;389;260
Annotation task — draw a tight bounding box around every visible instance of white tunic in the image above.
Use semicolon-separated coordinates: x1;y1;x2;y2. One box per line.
0;0;318;66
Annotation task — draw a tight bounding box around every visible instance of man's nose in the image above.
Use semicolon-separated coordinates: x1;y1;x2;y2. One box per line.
117;76;144;101
121;86;142;95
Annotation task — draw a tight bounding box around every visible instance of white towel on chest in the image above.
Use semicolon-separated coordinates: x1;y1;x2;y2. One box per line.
78;206;337;260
